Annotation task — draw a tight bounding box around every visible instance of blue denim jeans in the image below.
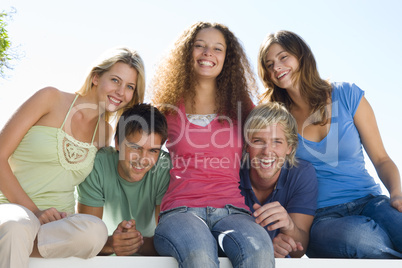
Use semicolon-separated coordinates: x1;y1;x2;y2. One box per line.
154;205;274;268
307;194;402;258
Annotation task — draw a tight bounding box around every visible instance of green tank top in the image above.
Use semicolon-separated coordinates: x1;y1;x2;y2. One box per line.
0;95;99;214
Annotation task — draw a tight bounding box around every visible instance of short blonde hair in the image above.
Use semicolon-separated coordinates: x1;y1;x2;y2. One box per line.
77;47;145;122
244;102;298;167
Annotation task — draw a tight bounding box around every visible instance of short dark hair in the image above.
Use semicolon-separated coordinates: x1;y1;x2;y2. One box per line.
115;103;168;145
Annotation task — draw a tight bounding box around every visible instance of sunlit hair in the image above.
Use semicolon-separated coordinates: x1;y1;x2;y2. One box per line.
244;102;298;167
76;47;145;123
151;21;257;122
115;103;168;146
257;30;332;125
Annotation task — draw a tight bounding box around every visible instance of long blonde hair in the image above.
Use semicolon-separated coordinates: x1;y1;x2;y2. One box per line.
76;47;145;122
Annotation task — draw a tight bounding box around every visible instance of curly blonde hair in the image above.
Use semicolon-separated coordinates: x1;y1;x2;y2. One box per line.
151;21;257;122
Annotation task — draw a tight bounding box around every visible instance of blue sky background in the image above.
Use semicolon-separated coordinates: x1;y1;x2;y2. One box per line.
1;0;401;193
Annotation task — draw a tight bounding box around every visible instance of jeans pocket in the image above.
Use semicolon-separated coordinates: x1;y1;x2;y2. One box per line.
159;206;188;222
225;204;252;215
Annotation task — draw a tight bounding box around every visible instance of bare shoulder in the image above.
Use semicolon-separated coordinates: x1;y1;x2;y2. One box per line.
35;86;62;97
34;87;74;104
38;87;81;111
29;87;77;127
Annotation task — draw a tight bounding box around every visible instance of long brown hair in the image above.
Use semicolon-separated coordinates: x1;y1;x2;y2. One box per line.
151;21;257;122
258;30;332;125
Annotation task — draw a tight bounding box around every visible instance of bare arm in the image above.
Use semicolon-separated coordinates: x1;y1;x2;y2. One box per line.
253;203;313;257
354;96;402;211
0;88;67;222
77;202;104;218
284;213;313;257
137;205;161;256
154;205;161;225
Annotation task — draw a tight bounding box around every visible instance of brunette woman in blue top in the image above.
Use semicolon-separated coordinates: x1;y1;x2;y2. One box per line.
257;30;402;258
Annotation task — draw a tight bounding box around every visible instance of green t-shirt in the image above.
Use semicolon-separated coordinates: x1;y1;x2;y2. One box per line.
77;147;171;237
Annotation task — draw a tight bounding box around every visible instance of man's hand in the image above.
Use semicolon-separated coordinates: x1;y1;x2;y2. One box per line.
272;233;303;258
253;202;294;231
34;207;67;224
111;219;144;256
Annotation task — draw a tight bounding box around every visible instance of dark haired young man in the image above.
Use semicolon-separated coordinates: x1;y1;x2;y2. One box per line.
78;103;171;256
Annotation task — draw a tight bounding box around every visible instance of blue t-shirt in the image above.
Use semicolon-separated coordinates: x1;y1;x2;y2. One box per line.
239;159;318;239
296;82;382;209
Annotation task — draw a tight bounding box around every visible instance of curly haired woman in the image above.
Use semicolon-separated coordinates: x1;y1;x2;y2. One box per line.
151;22;274;268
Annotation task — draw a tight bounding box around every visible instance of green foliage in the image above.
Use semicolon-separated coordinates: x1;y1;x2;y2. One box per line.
0;9;13;79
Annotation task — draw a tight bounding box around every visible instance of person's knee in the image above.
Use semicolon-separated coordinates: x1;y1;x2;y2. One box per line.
0;218;39;268
1;220;29;242
69;214;108;258
309;218;394;258
217;226;274;266
0;211;40;244
154;231;218;266
351;226;394;258
182;250;219;268
36;214;107;258
242;234;274;262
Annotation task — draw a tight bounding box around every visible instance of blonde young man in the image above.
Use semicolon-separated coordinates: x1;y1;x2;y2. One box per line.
240;102;318;258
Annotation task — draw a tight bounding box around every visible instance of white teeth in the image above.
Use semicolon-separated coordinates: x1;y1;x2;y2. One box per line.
131;163;143;169
260;159;275;164
109;96;121;104
131;161;150;170
199;60;214;66
260;159;275;168
277;71;288;79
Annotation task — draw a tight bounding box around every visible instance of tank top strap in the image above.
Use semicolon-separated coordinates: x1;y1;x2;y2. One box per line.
91;116;100;145
60;94;79;129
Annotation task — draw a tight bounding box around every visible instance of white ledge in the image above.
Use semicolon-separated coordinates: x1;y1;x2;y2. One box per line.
29;256;402;268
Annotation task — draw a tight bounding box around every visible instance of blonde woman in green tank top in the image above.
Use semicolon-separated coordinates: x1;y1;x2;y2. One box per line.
0;47;146;268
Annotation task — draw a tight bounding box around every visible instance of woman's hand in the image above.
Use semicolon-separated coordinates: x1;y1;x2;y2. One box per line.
390;194;402;212
34;207;67;224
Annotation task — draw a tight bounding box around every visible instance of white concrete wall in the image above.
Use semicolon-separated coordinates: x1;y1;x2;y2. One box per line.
29;256;402;268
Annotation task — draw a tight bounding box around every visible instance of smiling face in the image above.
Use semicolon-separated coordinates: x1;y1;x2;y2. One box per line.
116;131;163;183
192;27;227;80
264;43;299;91
247;124;292;184
92;61;138;112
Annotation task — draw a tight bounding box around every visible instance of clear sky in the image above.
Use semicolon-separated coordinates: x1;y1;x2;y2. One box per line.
1;0;401;193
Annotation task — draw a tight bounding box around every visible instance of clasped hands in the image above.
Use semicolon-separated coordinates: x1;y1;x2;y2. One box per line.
110;219;144;256
253;202;303;258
